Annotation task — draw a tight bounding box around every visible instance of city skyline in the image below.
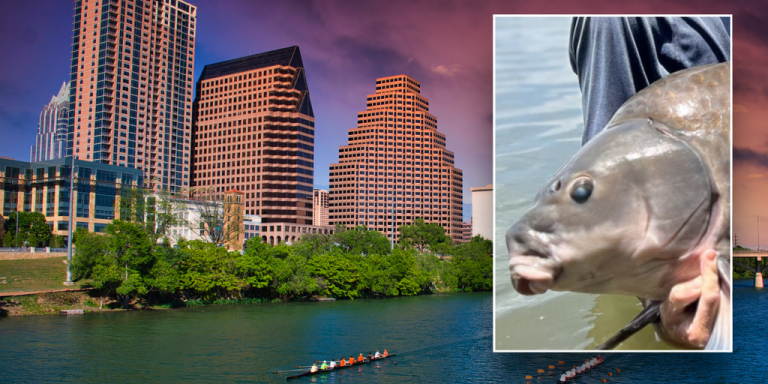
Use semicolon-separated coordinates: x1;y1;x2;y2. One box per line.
0;0;504;221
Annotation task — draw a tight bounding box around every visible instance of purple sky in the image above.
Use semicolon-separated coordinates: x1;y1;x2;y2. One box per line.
0;1;760;224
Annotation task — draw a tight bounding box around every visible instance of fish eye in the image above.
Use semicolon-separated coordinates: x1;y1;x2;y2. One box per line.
569;178;593;204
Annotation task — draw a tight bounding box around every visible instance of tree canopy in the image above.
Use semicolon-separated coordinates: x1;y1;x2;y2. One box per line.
398;218;452;253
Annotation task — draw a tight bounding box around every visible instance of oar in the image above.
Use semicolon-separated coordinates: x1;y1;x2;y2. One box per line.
272;368;308;373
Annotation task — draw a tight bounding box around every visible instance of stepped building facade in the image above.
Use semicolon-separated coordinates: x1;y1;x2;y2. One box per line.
328;75;464;243
67;0;197;193
191;46;316;226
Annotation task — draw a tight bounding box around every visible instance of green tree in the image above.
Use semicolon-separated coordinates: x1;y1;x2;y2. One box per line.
3;232;14;247
326;224;391;256
71;230;111;280
49;234;64;248
269;251;320;300
26;233;39;248
105;220;155;307
450;237;493;291
398;218;452;253
309;252;360;299
5;212;51;247
358;253;400;297
182;241;243;300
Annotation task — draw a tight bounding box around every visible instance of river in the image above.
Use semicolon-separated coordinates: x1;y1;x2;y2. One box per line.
2;282;767;383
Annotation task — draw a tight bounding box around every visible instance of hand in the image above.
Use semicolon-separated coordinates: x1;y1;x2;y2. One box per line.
654;249;720;349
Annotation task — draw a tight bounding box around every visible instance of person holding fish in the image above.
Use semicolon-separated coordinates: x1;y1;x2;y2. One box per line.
569;17;731;350
507;17;731;350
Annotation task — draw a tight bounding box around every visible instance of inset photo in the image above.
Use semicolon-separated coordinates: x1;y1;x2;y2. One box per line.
493;16;732;352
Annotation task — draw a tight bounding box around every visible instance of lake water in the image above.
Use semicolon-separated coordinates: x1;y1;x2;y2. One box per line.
2;282;767;383
493;17;665;350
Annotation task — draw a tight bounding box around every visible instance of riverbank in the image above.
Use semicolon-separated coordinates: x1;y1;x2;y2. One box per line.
0;289;479;317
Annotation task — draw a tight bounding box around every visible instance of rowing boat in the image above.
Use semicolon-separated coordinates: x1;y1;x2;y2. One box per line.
286;354;397;380
555;359;603;383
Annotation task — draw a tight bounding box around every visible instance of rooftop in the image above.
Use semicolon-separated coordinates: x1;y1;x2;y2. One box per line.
198;46;305;81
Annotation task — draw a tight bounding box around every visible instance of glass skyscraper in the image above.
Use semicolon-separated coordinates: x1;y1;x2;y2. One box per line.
67;0;197;193
31;82;70;162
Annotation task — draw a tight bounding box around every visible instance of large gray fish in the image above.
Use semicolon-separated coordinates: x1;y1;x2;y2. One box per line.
506;62;731;350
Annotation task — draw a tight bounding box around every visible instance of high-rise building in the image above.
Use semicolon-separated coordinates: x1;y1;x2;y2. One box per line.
328;75;464;243
191;46;315;225
67;0;197;193
31;82;70;162
313;188;328;226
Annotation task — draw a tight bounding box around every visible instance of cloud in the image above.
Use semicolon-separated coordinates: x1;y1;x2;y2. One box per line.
747;173;767;179
734;147;768;169
430;63;461;76
734;104;748;113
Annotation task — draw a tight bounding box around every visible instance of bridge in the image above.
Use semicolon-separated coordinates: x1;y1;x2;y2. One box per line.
733;250;768;288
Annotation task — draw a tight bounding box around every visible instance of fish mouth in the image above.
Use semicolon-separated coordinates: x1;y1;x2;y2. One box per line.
508;250;561;296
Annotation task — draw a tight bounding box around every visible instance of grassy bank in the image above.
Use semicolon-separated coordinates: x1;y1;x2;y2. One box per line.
1;291;102;316
0;257;91;292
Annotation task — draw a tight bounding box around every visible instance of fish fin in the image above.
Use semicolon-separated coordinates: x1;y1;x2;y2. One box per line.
595;300;661;350
705;255;731;350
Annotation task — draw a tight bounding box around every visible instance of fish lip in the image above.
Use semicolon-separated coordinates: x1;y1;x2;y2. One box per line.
508;251;561;296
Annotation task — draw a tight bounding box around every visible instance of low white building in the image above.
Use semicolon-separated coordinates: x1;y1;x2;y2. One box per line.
243;214;262;244
471;184;492;240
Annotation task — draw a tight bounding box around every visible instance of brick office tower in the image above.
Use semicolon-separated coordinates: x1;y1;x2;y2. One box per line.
328;75;464;243
67;0;197;193
191;46;315;225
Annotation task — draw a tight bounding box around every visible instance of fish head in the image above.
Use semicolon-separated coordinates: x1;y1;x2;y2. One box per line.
507;119;714;299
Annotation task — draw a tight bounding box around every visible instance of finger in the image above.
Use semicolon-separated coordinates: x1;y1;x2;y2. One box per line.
688;249;720;347
661;275;702;325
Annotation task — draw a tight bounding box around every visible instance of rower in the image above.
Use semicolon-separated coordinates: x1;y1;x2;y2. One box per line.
374;350;381;358
320;361;328;370
329;360;337;369
340;357;346;367
368;352;373;361
383;349;389;357
350;355;356;365
559;373;567;382
310;364;318;373
358;353;365;363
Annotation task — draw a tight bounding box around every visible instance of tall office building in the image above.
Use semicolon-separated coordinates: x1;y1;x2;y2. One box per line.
31;82;70;162
191;46;315;225
313;188;328;226
328;75;464;243
67;0;197;193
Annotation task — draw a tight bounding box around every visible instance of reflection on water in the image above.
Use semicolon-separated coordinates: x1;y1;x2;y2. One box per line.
493;17;660;350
